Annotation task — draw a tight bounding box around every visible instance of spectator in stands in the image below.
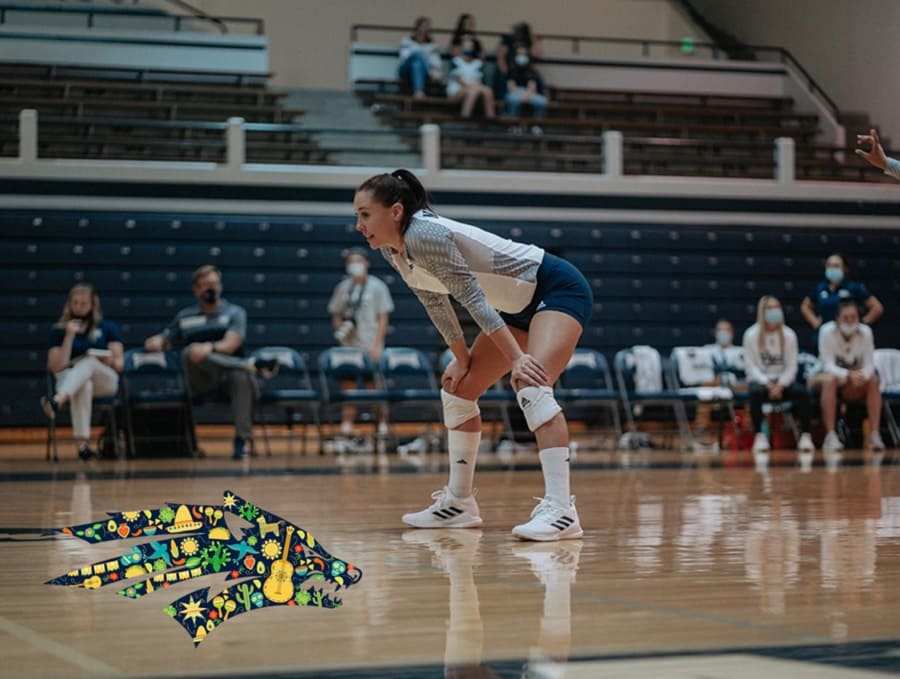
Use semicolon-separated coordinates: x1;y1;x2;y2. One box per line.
447;36;496;119
327;248;394;448
398;16;444;99
494;21;544;99
742;295;814;454
855;128;900;181
505;46;548;134
809;300;884;453
704;318;744;387
354;169;593;541
143;265;276;459
449;13;483;59
41;283;124;461
800;253;883;347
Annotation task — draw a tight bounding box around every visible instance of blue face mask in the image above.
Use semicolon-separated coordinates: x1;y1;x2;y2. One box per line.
825;267;844;284
764;308;783;325
515;54;529;66
462;49;476;58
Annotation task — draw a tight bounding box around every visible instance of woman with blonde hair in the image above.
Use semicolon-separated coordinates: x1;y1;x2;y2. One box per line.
741;295;814;455
41;283;124;460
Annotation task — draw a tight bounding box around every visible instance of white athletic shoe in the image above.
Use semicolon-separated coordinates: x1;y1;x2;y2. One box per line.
823;431;844;452
512;540;582;585
512;496;583;542
869;431;886;452
752;432;770;453
797;432;815;453
401;486;483;529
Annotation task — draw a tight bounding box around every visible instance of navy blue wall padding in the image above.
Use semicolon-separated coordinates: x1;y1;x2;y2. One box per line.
2;209;899;426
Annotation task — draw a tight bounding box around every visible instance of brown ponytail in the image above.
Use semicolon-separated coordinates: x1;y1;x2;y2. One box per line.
356;169;432;234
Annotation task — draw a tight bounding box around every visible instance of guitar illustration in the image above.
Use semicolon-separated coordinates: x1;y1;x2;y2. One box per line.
262;525;295;603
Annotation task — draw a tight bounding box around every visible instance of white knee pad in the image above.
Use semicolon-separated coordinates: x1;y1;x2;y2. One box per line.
516;385;562;432
441;389;480;429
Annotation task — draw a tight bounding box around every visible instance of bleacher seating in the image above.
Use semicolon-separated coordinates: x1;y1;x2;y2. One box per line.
2;210;899;428
360;84;892;182
0;61;327;164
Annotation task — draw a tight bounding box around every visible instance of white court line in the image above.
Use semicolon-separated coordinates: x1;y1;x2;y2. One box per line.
0;614;118;677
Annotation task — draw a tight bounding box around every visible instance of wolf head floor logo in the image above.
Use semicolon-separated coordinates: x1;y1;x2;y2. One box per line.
47;490;362;646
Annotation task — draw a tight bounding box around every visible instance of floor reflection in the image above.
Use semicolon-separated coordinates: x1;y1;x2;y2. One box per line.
402;529;582;678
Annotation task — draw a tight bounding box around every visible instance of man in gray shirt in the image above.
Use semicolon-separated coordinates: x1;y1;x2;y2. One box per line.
144;265;276;459
327;249;394;445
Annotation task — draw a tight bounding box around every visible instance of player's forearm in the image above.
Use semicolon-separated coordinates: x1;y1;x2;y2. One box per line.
487;324;524;364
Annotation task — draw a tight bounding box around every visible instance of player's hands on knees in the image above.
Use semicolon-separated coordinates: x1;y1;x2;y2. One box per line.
441;358;469;394
511;353;548;391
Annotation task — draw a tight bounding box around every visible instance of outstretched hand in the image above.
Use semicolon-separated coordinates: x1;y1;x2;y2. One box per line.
855;128;888;170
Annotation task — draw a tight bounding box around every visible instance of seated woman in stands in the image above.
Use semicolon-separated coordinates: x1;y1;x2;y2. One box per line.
446;37;495;119
742;295;814;456
505;46;548;134
41;283;124;461
494;21;544;99
449;13;484;59
809;300;884;453
398;16;444;99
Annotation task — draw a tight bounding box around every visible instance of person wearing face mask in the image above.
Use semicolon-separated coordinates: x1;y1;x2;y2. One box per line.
505;46;548;134
704;319;745;388
327;248;394;446
446;36;495;119
494;21;544;99
448;13;483;59
809;300;884;453
144;265;277;459
742;296;814;455
801;253;883;348
41;283;124;461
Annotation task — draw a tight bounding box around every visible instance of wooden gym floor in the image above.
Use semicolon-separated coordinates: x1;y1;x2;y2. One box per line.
0;430;898;678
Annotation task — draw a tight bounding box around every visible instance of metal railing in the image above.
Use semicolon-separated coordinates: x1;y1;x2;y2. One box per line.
350;24;839;119
0;2;264;34
12;108;882;183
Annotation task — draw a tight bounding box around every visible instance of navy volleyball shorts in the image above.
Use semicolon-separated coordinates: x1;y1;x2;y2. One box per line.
499;253;593;331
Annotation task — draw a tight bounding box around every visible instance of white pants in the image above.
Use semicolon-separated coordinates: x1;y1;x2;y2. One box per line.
54;357;119;439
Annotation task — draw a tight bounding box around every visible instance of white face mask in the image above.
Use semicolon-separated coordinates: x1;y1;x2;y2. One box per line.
515;54;529;66
715;330;733;347
346;262;367;278
825;267;844;284
839;322;858;336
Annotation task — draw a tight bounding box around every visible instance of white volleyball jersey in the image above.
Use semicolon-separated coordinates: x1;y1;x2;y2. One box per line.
381;209;544;345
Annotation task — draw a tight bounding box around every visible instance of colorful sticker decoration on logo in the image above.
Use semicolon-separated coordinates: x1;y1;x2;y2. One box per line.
46;490;362;646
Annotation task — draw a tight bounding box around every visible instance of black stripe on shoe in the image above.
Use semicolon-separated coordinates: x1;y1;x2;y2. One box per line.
432;506;464;519
551;516;574;530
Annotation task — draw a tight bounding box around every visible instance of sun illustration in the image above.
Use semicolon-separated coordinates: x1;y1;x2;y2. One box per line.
222;493;237;509
261;539;282;559
179;595;208;623
180;537;199;556
122;511;141;523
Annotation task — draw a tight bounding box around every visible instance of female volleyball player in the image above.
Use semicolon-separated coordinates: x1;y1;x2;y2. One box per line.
353;169;592;541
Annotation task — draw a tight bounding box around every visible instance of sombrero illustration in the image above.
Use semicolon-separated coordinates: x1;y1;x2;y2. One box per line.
166;505;204;533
